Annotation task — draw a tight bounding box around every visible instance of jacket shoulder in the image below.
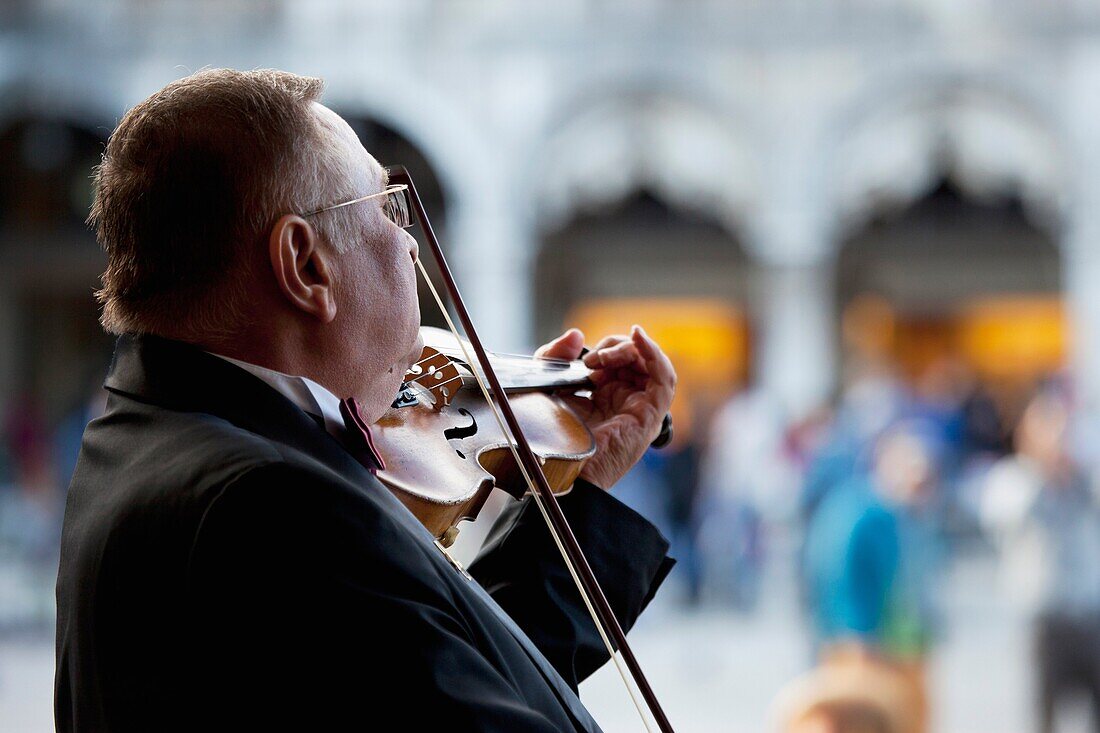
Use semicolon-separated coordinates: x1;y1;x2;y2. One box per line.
62;396;310;575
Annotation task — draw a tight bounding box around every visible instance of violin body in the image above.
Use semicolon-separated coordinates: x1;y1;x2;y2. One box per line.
371;329;597;545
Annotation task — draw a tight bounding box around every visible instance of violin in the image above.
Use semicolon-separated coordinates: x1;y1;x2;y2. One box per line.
386;166;676;733
372;327;598;547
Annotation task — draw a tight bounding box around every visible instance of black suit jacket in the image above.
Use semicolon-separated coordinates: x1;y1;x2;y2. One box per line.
54;335;673;732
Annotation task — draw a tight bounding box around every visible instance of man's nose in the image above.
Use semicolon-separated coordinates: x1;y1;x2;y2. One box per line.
406;232;419;263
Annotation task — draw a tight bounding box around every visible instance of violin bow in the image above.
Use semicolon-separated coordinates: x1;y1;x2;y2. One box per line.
387;166;675;733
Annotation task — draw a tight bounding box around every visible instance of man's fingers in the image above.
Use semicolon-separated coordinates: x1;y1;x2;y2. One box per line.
631;325;675;389
590;334;629;352
583;340;643;371
587;366;635;387
535;328;585;360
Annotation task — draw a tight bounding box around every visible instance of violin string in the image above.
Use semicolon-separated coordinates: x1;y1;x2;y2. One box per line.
424;345;589;392
415;258;657;733
408;341;576;394
447;355;587;390
409;372;461;388
410;352;445;369
433;343;576;367
408;356;584;401
494;350;575;365
409;373;463;392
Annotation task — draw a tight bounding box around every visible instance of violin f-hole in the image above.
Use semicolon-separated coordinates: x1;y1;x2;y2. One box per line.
443;408;478;458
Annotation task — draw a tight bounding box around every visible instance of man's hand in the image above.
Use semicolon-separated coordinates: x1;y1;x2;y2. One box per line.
534;326;676;490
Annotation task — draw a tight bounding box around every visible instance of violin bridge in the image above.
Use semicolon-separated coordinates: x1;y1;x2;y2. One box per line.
404;346;462;411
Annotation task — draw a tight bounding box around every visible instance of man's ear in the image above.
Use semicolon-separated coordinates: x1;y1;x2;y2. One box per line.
268;214;337;323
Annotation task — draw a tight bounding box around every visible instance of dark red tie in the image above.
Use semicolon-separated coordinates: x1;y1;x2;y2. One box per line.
338;397;386;473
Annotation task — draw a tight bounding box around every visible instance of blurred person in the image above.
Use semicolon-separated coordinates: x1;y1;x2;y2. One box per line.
981;390;1100;733
0;479;62;629
55;69;678;732
797;368;905;617
908;359;967;494
800;363;907;526
771;647;918;733
909;358;967;454
698;385;796;610
787;404;836;477
949;380;1015;542
1;395;63;559
3;393;57;496
961;381;1011;459
0;394;68;629
837;365;908;456
642;422;704;605
0;475;63;570
803;424;945;733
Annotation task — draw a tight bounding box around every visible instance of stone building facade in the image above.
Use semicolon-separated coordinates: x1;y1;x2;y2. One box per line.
1;0;1096;421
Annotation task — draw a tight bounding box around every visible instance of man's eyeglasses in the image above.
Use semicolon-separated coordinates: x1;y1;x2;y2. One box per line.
302;184;412;228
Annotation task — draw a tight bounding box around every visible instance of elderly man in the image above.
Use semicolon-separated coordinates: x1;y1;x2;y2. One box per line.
54;69;676;732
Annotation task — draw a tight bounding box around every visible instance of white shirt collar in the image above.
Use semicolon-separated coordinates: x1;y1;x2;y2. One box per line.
207;352;347;439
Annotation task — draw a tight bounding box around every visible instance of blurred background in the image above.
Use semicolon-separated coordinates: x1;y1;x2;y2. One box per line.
5;1;1100;731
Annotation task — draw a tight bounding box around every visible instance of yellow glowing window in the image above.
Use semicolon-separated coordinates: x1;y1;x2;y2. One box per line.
564;297;748;433
957;297;1067;380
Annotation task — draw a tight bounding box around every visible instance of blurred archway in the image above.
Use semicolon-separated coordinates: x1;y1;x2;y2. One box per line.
529;92;758;434
828;84;1067;444
837;177;1063;455
538;192;752;435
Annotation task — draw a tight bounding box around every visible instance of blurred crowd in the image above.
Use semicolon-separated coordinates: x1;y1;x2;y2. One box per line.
0;385;105;632
616;338;1100;732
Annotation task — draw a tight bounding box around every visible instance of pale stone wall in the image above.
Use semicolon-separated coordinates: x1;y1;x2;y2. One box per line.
3;0;1096;416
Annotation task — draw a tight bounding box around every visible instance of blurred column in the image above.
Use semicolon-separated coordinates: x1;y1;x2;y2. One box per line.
1064;42;1100;411
447;187;536;353
756;260;836;418
1065;215;1100;408
749;113;836;418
